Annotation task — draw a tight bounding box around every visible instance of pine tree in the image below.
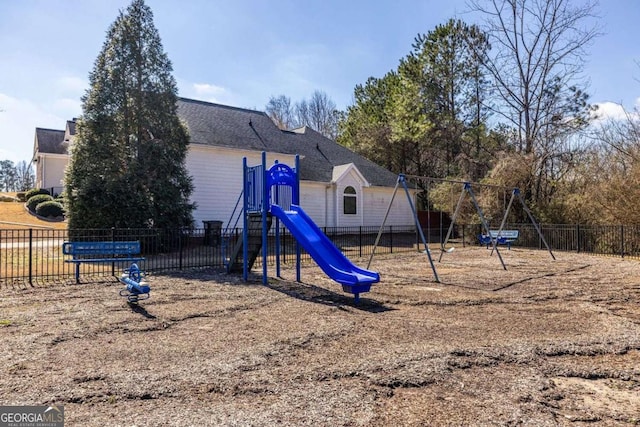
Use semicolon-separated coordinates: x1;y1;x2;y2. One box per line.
64;0;194;230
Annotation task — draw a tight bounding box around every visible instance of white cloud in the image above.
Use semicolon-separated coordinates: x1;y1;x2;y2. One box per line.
0;93;67;163
177;79;234;104
592;101;632;122
193;83;226;98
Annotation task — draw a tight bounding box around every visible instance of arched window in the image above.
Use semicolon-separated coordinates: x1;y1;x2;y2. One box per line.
343;186;357;215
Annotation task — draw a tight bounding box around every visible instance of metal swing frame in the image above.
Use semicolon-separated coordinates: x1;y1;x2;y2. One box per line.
368;174;440;283
438;182;508;270
489;188;555;260
439;183;555;270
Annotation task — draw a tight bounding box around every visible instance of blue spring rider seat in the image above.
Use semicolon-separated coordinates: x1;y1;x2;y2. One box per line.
118;263;150;304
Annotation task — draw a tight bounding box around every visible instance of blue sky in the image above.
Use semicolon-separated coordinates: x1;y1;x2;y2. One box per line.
0;0;638;164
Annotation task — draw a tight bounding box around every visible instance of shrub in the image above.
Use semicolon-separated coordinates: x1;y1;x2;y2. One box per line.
26;194;53;213
0;195;16;202
16;192;26;202
25;188;50;200
35;201;65;218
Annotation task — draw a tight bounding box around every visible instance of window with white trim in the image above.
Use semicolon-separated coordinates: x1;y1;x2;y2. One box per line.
343;186;357;215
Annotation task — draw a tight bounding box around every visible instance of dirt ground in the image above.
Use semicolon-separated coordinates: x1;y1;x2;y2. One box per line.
0;247;639;426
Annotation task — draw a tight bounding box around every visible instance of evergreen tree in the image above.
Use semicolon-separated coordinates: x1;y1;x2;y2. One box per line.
339;19;497;183
64;0;194;230
338;74;399;172
0;160;17;191
398;19;492;179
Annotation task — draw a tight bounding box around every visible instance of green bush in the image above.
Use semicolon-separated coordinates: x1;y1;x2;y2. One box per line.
26;194;53;213
0;195;16;202
16;192;26;202
35;201;65;218
25;188;50;200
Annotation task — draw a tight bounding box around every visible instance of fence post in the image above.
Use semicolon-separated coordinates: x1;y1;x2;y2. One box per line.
111;228;116;277
359;226;362;258
620;225;625;258
390;225;393;254
28;228;33;286
282;230;287;264
462;224;466;248
576;224;580;253
539;225;542;250
179;229;184;269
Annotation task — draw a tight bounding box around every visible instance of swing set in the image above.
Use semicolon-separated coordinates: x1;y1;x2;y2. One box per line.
368;174;555;281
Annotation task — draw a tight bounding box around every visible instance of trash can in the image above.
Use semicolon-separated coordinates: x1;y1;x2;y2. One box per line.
203;220;223;246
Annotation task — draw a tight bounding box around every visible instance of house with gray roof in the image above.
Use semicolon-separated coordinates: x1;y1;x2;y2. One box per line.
32;124;73;196
32;98;414;227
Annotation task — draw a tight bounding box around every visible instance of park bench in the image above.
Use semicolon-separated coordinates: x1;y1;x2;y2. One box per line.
62;241;145;283
478;230;520;250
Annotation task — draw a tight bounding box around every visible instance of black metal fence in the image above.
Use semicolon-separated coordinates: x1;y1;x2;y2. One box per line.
450;223;640;258
0;226;418;285
2;223;639;285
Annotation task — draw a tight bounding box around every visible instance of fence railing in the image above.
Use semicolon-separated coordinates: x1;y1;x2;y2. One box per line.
452;223;640;258
1;223;639;285
0;226;418;285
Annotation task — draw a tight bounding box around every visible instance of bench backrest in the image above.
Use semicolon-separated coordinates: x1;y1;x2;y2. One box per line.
488;230;519;239
62;241;141;256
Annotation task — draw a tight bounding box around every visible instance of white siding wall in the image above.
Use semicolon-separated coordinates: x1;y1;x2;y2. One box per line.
40;155;68;192
39;144;416;228
299;181;329;227
186;144;298;228
362;186;416;227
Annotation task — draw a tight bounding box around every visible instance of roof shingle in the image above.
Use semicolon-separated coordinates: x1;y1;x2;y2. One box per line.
34;128;66;156
177;98;398;187
34;98;399;188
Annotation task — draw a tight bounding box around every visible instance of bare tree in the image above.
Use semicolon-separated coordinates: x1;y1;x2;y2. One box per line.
587;112;640;224
15;160;35;191
265;95;294;130
470;0;600;154
592;108;640;163
267;91;341;139
469;0;600;216
295;91;339;139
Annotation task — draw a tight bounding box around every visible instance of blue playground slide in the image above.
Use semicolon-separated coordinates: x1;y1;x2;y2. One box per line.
270;204;380;292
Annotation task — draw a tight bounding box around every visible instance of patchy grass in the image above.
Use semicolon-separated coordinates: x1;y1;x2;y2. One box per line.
0;196;66;230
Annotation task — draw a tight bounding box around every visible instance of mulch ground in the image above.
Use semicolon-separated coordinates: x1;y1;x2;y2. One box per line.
0;247;639;426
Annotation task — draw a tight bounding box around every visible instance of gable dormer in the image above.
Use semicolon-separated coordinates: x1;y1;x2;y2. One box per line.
332;163;369;227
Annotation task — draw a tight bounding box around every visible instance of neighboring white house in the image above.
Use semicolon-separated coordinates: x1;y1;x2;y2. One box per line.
32;98;416;228
32;121;75;196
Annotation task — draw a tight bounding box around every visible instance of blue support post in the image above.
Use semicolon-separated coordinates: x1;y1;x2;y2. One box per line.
275;162;281;278
295;155;301;282
262;152;268;285
242;157;249;281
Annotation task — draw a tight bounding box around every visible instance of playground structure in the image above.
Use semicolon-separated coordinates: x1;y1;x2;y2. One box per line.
222;152;380;303
118;263;150;304
368;174;555;280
